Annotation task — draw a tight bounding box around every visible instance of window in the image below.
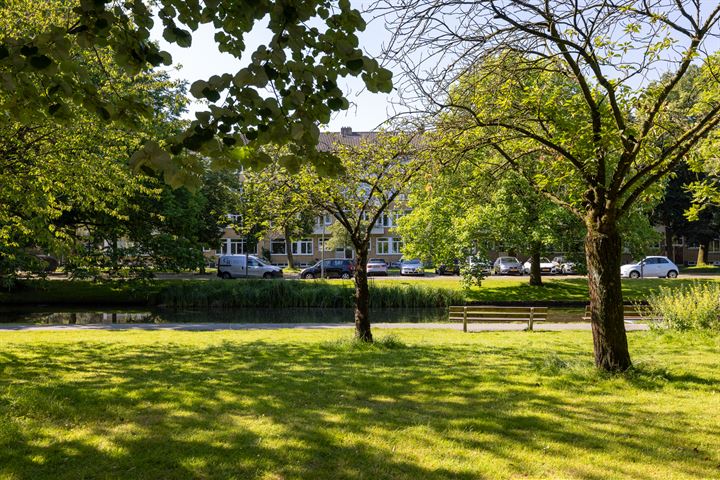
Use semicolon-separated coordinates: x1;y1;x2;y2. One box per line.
292;239;313;255
377;237;390;254
376;237;402;255
227;214;242;223
230;239;246;255
324;214;333;225
270;239;286;255
392;237;404;254
711;239;720;253
381;212;394;228
657;258;669;264
688;241;699;249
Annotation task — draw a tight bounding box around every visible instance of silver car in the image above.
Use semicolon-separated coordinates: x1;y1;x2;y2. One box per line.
493;256;522;275
217;255;283;279
400;259;425;276
367;258;389;276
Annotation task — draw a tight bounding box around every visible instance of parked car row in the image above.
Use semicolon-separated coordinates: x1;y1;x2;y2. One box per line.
218;254;679;281
492;256;579;275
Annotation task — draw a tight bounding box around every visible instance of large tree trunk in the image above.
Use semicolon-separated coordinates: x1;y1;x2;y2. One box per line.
585;216;632;372
284;225;295;270
697;240;709;266
354;244;372;342
529;240;542;286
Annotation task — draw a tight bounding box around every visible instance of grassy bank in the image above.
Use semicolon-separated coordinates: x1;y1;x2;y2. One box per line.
2;277;719;307
0;329;718;479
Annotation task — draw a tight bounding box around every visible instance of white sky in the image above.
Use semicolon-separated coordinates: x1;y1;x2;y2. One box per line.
150;1;395;133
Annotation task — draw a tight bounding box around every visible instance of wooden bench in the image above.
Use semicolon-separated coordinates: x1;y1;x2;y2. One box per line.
582;305;662;323
449;306;548;331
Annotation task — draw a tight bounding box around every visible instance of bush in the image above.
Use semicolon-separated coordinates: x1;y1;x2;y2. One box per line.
644;283;720;331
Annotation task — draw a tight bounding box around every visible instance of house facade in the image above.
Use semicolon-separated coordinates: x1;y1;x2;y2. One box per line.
215;210;409;267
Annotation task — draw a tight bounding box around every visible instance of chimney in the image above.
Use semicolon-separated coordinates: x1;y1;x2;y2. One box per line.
340;126;353;136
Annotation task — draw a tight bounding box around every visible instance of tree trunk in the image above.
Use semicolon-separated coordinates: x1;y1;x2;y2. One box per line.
284;225;295;270
529;240;543;286
354;244;372;342
664;227;673;260
585;217;632;372
697;240;709;266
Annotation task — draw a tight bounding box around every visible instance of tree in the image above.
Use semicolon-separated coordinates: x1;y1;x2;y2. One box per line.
398;153;586;286
377;1;720;371
294;131;428;341
0;0;393;179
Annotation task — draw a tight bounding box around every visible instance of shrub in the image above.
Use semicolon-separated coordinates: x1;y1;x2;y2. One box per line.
644;283;720;332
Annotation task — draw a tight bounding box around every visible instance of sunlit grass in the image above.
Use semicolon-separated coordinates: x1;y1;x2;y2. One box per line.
0;329;718;479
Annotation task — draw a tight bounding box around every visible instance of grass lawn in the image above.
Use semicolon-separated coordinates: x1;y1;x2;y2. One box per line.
0;329;718;479
374;276;720;303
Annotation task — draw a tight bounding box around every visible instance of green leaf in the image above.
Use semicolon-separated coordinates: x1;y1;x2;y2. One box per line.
29;55;53;70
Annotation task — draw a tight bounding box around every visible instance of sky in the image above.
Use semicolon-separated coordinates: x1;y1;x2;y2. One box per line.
149;2;395;133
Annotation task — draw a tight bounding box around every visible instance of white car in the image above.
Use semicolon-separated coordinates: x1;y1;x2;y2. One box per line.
620;256;679;279
522;257;558;275
367;258;389;276
400;259;425;276
217;255;284;279
552;256;577;274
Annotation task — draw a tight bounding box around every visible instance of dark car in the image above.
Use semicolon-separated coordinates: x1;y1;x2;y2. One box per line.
435;261;460;275
300;258;355;279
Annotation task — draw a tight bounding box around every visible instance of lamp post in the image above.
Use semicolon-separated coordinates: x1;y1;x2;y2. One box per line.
321;218;325;278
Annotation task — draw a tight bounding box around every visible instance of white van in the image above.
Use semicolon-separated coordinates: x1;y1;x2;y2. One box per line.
217;255;284;279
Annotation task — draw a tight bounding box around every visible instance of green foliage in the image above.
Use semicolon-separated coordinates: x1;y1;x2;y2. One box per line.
644;283;720;332
0;0;393;178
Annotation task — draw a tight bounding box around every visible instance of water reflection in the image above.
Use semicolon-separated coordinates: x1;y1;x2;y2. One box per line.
0;307;451;325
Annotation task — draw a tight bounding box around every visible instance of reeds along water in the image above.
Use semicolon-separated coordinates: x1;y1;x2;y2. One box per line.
158;280;465;309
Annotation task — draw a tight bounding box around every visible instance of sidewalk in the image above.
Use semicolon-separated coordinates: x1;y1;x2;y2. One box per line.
0;322;650;332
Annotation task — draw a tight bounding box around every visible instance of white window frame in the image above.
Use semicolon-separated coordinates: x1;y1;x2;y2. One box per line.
711;239;720;253
270;239;286;255
230;239;246;255
391;237;404;255
292;239;313;256
377;237;390;255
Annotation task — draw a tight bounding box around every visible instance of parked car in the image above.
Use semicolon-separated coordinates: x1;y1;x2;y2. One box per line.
551;256;577;274
466;256;493;276
620;256;679;278
367;258;389;276
435;260;460;275
389;260;403;269
217;255;283;279
522;257;558;275
400;258;425;276
493;256;523;275
300;258;355;279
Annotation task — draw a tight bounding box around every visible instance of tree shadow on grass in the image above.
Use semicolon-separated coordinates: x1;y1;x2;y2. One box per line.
0;338;718;479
